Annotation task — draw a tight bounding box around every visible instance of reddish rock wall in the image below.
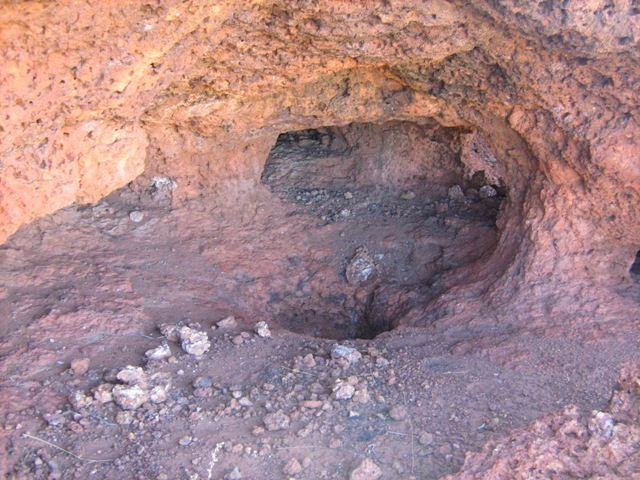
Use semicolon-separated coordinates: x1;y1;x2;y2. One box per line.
1;0;638;298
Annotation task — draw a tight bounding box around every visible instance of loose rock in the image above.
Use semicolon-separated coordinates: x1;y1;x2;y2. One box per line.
345;247;375;284
70;358;90;376
217;316;238;329
264;411;291;431
331;344;362;365
284;458;303;475
145;342;171;360
112;384;149;410
350;458;382;480
254;321;271;338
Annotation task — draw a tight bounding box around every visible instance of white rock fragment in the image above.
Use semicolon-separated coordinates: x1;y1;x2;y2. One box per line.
69;391;93;410
332;344;362;365
159;323;182;342
116;366;147;385
333;380;356;400
129;211;144;223
254;321;271;339
145;342;172;360
178;326;210;355
92;383;114;404
345;247;375;284
112;384;149;410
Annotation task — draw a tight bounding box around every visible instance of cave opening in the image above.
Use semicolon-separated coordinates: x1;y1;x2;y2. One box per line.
631;250;640;281
259;121;505;340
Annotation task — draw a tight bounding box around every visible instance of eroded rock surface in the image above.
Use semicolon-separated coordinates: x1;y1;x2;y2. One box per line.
1;1;639;479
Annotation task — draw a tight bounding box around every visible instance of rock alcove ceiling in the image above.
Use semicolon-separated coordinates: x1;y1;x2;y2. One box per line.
1;1;639;478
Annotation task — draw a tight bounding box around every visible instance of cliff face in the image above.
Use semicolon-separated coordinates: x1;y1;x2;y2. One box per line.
2;1;638;310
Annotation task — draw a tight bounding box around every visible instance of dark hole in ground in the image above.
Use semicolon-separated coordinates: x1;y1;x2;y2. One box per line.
260;121;505;340
631;250;640;281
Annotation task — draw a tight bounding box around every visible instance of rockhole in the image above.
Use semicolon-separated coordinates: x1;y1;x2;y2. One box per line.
259;121;505;340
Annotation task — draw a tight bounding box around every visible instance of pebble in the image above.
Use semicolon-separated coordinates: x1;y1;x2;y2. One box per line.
349;458;382;480
331;344;362;365
112;385;149;410
70;358;90;376
217;316;238;329
284;458;303;475
264;411;291;431
69;391;93;410
179;436;192;446
145;342;171;360
344;191;353;199
333;380;355;400
254;321;272;338
44;412;66;427
129;211;144;222
117;366;147;385
479;185;497;198
178;326;211;355
345;247;375;284
227;467;243;479
400;190;416;200
389;405;408;421
447;185;464;200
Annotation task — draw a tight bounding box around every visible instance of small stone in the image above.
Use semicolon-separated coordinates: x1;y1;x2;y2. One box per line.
349;458;382;480
92;383;114;403
302;457;312;468
331;344;362;365
418;431;434;446
254;321;271;338
284;458;303;475
389;405;408;421
238;397;253;407
479;185;497;198
400;190;416;200
227;467;242;479
116;366;146;385
193;377;213;388
344;191;353;199
353;387;370;404
69;391;93;410
302;353;316;368
116;410;135;425
148;373;172;403
145;342;171;360
329;438;342;448
333;380;355;400
178;326;210;355
448;185;464;200
112;384;149;410
345;247;375;284
232;335;244;345
129;211;144;222
44;413;66;427
70;358;90;376
264;411;290;431
300;400;323;409
179;436;192;446
217;316;238;329
159;323;182;342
